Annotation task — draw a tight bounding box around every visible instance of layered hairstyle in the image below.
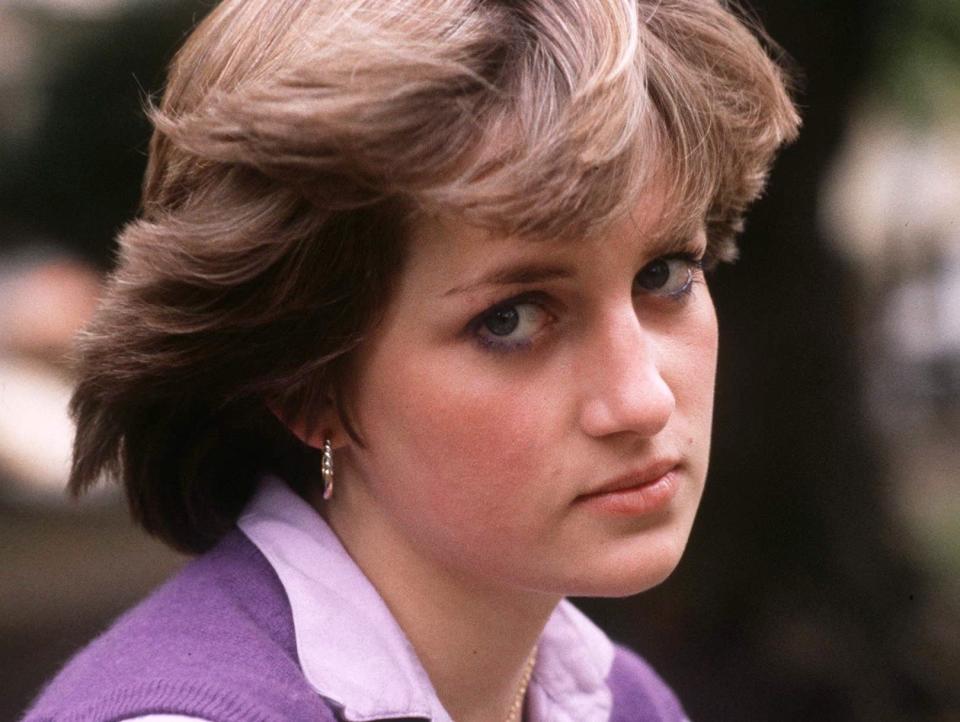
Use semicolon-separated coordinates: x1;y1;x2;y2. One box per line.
70;0;800;553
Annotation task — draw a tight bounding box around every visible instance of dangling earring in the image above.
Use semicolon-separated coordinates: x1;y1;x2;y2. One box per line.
321;437;335;500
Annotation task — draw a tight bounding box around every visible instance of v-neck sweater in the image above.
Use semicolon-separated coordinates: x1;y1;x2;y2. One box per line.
23;478;689;722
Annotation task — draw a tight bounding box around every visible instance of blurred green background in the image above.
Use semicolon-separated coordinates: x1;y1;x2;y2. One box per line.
1;1;958;721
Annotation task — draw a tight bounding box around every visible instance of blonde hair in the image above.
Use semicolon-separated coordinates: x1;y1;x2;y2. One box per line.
71;0;800;552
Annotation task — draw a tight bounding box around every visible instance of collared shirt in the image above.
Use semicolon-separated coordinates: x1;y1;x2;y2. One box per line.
129;475;618;722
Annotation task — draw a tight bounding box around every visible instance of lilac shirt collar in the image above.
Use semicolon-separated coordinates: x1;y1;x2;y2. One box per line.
237;476;616;722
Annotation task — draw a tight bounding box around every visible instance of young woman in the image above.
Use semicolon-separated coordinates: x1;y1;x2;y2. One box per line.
24;1;799;720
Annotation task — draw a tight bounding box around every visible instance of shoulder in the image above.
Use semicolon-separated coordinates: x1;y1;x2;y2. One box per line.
607;645;690;722
22;530;336;722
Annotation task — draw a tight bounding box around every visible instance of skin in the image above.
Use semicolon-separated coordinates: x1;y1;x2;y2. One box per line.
294;190;718;722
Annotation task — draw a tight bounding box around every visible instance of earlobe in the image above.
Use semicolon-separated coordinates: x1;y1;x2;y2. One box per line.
266;398;341;502
267;397;345;452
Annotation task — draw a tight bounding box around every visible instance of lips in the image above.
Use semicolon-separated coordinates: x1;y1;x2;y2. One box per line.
574;459;682;516
578;458;681;499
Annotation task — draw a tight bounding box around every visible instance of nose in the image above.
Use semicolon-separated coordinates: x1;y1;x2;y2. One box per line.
577;307;676;439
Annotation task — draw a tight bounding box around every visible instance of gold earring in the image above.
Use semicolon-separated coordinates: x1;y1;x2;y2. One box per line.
321;437;335;500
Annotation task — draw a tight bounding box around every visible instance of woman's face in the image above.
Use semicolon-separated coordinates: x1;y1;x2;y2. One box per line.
327;193;718;599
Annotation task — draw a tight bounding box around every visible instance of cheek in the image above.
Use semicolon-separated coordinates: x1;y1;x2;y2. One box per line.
657;297;717;463
683;302;718;466
352;344;562;522
676;298;719;406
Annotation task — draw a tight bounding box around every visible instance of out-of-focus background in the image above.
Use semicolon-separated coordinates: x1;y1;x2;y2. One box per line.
1;1;957;720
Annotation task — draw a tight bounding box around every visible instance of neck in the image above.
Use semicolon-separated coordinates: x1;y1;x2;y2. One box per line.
387;564;551;722
323;491;559;722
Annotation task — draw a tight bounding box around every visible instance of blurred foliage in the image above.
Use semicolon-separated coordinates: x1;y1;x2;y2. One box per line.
874;0;960;120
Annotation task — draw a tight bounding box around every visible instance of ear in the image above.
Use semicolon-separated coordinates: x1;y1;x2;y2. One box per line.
268;396;347;451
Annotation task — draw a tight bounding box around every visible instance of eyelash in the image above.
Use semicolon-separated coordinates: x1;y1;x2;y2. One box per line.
468;291;552;354
468;251;705;355
643;251;705;301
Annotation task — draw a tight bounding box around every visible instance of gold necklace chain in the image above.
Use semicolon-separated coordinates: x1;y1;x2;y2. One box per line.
504;645;538;722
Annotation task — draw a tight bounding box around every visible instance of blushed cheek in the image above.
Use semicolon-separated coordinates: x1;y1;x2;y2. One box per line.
682;302;719;464
372;357;558;516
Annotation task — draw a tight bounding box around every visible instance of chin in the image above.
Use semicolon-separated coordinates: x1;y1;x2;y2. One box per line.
562;526;692;598
572;560;682;598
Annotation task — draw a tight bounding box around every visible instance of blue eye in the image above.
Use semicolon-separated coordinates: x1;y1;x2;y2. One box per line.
473;300;552;352
634;255;703;298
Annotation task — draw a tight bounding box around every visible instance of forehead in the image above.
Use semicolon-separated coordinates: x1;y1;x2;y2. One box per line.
403;186;700;292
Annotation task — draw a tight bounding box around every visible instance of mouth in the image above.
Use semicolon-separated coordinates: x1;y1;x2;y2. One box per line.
574;459;681;515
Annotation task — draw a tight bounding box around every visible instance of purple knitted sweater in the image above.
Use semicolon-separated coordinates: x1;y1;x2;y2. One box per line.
23;529;687;722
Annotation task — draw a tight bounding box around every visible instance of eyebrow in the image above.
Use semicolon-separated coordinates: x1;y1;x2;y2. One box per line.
442;262;576;297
